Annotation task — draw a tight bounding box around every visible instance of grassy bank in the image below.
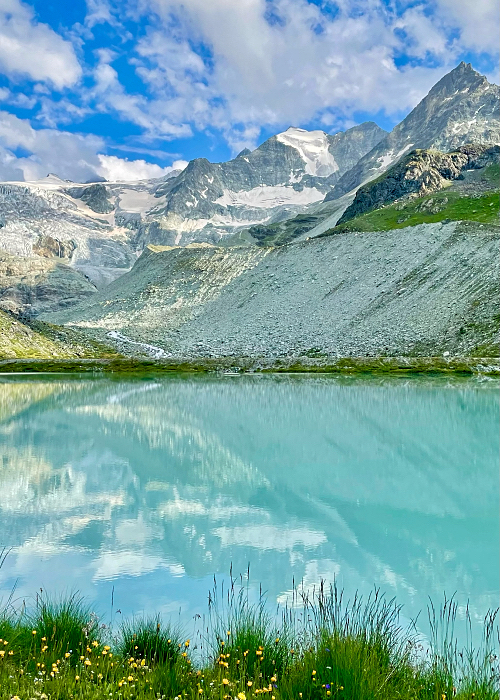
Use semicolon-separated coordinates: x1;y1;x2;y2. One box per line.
0;355;499;376
0;582;498;700
321;176;499;235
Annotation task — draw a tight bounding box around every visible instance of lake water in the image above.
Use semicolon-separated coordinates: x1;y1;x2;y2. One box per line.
0;373;498;640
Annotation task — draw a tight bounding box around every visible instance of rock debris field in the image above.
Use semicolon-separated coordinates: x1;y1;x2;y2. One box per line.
43;221;500;360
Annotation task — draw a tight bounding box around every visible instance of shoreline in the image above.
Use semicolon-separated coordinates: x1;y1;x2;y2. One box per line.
0;355;499;375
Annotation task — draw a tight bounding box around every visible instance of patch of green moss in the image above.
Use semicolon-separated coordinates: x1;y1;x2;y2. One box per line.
321;190;499;235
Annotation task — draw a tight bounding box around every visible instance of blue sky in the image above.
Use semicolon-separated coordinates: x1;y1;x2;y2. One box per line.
0;0;498;181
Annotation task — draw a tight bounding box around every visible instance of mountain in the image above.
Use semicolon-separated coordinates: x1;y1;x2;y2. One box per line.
327;63;500;201
43;220;499;360
337;143;500;225
1;61;499;330
134;121;386;247
0;123;385;294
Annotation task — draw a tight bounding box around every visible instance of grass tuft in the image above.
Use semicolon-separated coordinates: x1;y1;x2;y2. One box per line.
0;579;498;699
117;615;183;666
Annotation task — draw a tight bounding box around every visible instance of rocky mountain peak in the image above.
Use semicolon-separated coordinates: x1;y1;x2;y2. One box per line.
327;63;500;200
429;62;486;97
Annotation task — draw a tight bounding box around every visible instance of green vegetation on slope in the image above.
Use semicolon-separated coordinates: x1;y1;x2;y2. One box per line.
0;309;118;359
247;213;324;247
0;583;498;700
321;189;499;235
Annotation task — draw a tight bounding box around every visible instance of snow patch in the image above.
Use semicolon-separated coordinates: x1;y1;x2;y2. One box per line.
277;127;339;177
377;144;414;171
118;189;162;214
215;184;324;209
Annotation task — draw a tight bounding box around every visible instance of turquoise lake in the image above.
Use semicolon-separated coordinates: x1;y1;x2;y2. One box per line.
0;373;498;639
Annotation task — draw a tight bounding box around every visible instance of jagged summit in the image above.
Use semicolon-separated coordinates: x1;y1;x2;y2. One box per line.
428;62;486;96
328;62;500;200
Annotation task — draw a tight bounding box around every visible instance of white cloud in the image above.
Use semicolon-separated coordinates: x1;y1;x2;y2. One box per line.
120;0;461;153
434;0;499;54
0;110;104;181
0;111;186;182
91;48;193;138
0;0;82;89
97;154;188;181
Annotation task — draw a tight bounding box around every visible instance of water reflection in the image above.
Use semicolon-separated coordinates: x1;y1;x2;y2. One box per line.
0;374;498;630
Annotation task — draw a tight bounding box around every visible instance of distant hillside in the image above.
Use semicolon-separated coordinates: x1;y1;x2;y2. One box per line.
322;154;499;235
332;144;499;228
43;221;500;359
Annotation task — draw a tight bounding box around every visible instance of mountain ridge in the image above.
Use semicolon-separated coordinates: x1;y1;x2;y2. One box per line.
326;62;500;201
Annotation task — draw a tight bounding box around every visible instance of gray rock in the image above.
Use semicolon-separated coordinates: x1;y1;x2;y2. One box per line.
338;144;500;224
0;250;97;317
66;183;114;213
328;63;500;201
43;221;499;359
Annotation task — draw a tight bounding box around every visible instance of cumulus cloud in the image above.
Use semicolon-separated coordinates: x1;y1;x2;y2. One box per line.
434;0;499;54
0;0;497;173
97;154;188;180
0;0;82;88
126;0;452;150
0;111;186;182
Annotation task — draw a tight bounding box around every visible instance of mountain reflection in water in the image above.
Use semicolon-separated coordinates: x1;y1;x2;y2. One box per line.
0;374;498;631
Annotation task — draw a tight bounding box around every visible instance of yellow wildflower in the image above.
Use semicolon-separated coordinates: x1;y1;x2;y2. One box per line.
222;678;229;685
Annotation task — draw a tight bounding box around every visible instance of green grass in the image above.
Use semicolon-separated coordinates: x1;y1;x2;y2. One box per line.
322;190;499;235
0;579;498;700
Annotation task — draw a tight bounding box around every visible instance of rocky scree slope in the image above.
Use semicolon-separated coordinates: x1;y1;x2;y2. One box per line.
337;143;500;224
328;63;500;201
44;221;499;359
0;250;97;318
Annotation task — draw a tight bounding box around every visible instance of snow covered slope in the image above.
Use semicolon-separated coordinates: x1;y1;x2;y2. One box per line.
276;128;339;177
138;121;386;247
0;123;386;293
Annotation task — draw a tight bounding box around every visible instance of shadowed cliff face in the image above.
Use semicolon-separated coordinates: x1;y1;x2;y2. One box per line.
43;221;500;359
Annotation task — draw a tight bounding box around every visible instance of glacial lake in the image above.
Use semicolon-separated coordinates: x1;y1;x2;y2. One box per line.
0;373;498;642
